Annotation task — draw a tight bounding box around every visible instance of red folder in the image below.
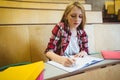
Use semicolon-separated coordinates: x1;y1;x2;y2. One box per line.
101;50;120;59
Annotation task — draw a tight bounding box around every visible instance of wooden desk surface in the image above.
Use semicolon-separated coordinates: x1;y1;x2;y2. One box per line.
44;53;120;80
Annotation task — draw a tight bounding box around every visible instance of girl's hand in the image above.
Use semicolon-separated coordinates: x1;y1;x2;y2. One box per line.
61;56;76;67
74;51;88;58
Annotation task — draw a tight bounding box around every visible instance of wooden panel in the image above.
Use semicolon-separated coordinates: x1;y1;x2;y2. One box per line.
85;24;95;53
86;11;103;23
83;4;92;10
85;23;120;53
0;1;67;10
0;8;63;24
0;1;88;10
94;24;120;52
0;8;102;24
0;26;31;67
59;64;120;80
29;25;54;62
18;0;86;3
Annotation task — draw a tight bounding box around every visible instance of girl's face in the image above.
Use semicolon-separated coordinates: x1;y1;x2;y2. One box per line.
66;6;83;29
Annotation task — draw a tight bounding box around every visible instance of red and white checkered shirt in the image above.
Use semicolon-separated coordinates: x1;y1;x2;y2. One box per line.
45;22;88;56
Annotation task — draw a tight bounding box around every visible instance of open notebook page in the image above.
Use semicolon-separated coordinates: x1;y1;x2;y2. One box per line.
47;56;103;72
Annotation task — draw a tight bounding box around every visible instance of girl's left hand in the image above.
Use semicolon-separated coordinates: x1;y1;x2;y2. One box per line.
74;51;88;58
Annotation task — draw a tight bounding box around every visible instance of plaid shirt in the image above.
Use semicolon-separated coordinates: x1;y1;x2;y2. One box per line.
45;22;88;56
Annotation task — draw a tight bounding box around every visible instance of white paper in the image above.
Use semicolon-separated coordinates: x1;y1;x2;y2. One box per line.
47;56;103;72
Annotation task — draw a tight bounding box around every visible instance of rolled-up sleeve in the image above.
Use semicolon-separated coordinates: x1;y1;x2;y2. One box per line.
45;24;61;54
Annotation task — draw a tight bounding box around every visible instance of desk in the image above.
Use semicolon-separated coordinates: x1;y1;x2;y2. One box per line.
44;54;120;80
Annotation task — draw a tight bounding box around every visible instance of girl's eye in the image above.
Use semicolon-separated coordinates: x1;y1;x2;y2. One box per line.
71;15;76;18
79;15;83;18
71;15;83;18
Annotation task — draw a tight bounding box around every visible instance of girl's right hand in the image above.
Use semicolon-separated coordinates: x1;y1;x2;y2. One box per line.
61;56;76;67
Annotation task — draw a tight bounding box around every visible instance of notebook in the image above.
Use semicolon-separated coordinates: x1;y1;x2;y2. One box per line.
101;50;120;59
47;56;103;72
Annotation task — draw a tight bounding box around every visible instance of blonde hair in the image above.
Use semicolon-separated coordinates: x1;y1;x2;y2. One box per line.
61;1;86;30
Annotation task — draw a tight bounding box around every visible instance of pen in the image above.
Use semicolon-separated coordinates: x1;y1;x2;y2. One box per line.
65;53;71;58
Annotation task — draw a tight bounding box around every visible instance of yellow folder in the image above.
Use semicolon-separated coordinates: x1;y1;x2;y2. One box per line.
0;61;44;80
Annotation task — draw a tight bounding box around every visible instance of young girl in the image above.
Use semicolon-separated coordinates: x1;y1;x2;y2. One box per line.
45;2;88;67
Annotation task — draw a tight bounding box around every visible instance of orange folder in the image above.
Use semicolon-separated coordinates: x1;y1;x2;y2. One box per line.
101;50;120;59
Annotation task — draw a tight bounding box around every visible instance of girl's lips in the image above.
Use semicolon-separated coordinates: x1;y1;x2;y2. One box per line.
74;23;79;25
